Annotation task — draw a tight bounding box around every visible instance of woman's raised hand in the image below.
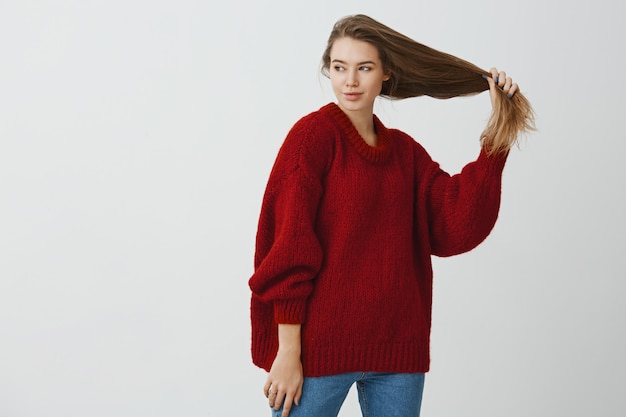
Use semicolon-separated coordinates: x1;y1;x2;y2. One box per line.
485;67;519;108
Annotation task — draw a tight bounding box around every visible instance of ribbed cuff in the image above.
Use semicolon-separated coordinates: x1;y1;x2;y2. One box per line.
274;300;307;324
478;147;509;171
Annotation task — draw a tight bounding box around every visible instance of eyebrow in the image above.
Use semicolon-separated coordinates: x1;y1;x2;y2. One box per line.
331;59;378;66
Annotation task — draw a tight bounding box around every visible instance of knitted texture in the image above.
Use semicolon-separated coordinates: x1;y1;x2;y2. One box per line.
249;103;508;377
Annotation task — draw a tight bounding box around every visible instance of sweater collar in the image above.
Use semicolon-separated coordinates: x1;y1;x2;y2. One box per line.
323;102;393;163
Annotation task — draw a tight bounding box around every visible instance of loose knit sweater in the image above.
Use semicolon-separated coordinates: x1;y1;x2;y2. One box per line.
249;102;508;377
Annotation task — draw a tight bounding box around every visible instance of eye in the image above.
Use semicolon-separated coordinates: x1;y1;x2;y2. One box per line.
333;65;345;72
359;66;372;71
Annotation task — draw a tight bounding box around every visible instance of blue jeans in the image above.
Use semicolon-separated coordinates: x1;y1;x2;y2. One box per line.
271;372;425;417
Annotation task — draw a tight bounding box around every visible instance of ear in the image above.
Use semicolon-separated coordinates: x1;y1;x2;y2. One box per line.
383;71;391;82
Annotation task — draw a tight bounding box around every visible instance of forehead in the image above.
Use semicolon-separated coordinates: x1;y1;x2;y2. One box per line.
330;37;381;62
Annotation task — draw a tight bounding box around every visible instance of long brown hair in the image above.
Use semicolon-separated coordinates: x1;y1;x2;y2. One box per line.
321;14;535;155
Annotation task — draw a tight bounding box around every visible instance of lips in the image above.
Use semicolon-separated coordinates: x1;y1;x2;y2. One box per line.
343;92;363;101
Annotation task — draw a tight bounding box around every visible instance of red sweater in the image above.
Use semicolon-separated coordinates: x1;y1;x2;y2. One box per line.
249;103;507;377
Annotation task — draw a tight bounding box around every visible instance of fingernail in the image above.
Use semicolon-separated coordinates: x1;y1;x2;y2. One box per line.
494;76;499;84
507;93;513;99
481;74;488;80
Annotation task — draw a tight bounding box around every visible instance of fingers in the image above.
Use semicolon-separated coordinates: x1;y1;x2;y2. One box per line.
266;386;290;416
266;383;281;408
280;386;304;417
265;383;302;417
489;67;499;84
295;384;302;407
487;67;519;99
263;352;304;416
267;385;279;409
281;393;294;417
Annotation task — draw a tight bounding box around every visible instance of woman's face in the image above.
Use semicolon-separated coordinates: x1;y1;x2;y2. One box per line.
329;37;390;116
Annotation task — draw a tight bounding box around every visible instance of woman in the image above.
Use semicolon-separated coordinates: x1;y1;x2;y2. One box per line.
249;14;534;417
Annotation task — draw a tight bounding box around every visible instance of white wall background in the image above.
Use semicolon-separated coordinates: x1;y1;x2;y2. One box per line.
1;1;624;416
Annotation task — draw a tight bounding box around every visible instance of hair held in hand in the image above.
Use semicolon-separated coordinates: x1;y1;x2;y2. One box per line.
321;14;536;155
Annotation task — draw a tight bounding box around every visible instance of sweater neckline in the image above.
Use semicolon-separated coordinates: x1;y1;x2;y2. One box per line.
324;102;393;163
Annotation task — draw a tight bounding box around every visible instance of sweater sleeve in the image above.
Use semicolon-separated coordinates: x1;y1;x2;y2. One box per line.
415;145;509;257
248;117;329;324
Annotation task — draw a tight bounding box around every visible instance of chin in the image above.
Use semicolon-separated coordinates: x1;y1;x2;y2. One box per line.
338;100;372;114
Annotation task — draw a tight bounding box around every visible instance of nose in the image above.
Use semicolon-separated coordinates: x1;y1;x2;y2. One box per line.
346;69;358;87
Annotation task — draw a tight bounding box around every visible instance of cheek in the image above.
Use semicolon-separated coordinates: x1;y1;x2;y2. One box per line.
366;78;384;92
330;75;343;90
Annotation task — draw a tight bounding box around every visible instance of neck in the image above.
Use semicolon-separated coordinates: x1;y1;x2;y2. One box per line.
337;104;377;146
